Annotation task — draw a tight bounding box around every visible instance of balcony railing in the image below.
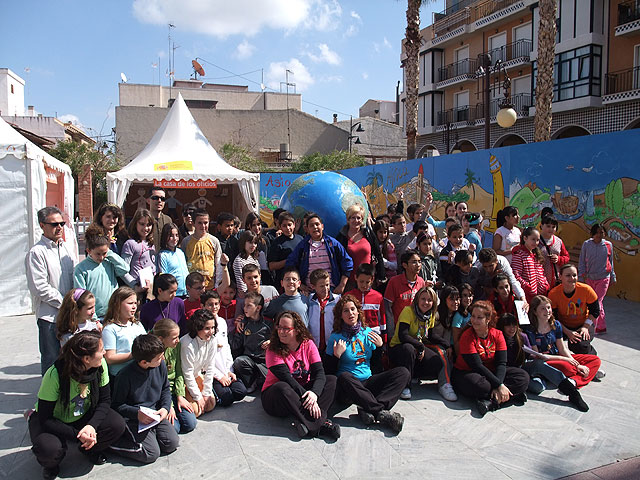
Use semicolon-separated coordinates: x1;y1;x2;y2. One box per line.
438;58;479;82
605;66;640;95
434;0;523;36
474;93;533;118
437;106;471;125
618;0;640;26
486;39;533;64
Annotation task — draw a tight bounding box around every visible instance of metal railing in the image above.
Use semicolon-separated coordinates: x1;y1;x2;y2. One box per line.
605;66;640;95
486;39;533;64
438;58;480;82
618;0;640;26
473;93;533;119
437;106;471;125
434;0;523;36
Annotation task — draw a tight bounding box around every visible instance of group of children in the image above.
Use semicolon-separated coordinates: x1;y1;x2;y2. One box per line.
31;195;617;478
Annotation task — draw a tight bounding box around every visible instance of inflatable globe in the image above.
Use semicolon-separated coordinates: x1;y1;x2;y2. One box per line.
279;171;368;238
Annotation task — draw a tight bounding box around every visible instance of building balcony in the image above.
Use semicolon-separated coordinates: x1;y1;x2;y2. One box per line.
434;0;529;39
437;58;479;86
616;0;640;36
486;39;533;69
603;66;640;104
436;106;471;126
470;93;533;123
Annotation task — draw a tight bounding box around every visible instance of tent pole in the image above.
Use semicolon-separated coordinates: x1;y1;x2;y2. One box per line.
25;155;36;249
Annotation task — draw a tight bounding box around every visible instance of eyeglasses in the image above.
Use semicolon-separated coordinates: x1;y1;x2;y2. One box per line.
150;195;166;201
43;222;65;228
277;326;295;333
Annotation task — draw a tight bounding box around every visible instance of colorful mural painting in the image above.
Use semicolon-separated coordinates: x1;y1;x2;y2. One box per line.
259;129;640;301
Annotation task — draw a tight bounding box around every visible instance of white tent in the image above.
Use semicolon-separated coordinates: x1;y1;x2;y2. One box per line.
0;117;77;317
107;93;259;217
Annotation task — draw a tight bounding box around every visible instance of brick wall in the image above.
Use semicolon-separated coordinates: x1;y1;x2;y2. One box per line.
78;164;93;221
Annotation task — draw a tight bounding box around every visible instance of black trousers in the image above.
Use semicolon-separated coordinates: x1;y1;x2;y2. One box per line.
213;378;247;406
451;366;530;401
233;355;268;389
389;343;443;387
565;328;598;355
29;409;125;469
261;375;337;435
336;368;410;415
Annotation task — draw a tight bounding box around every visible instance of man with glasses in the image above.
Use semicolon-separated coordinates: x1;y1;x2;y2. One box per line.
25;206;77;375
148;186;172;249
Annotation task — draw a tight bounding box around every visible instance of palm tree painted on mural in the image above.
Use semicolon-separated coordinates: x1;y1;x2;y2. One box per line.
367;171;384;203
534;0;557;142
464;168;479;200
404;0;432;160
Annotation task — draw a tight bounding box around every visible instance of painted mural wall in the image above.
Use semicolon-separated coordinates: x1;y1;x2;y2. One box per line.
259;129;640;302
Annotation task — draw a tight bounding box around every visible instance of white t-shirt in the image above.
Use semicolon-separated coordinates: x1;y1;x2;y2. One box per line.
495;226;521;263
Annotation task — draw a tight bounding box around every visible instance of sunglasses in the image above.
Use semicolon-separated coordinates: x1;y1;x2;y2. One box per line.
44;222;65;228
150;195;166;201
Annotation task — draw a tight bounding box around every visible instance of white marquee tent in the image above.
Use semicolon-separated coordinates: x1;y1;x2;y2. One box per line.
107;93;259;217
0;117;77;317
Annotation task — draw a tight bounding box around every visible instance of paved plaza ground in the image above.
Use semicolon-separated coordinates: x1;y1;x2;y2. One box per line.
0;297;638;480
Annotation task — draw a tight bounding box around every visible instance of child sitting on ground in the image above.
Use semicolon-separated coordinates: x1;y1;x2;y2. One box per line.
230;292;272;393
201;291;247;407
218;282;237;332
56;288;101;347
111;334;179;464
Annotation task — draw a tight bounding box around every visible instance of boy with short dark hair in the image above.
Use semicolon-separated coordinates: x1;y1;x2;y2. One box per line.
184;272;205;319
444;250;474;288
346;263;386;373
263;267;309;324
307;269;340;354
235;264;279;314
268;212;303;288
439;223;472;278
218;282;237;332
111;334;179;464
181;210;222;290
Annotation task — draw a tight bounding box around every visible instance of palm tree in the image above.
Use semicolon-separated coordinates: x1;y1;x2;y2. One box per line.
464;167;479;200
367;171;384;190
404;0;426;160
533;0;557;142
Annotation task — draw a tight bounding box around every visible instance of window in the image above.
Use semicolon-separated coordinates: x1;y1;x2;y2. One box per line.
532;44;602;102
10;84;14;94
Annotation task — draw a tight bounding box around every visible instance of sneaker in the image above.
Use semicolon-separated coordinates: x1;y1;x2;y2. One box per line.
319;419;341;440
595;369;606;380
357;407;375;426
400;387;412;400
42;466;59;480
377;410;404;434
23;408;34;421
293;420;309;438
568;391;589;412
438;383;458;402
512;392;527;406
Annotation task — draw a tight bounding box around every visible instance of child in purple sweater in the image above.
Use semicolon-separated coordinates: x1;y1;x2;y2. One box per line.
140;274;186;335
121;209;157;290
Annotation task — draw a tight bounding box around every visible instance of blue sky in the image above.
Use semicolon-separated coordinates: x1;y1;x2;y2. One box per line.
3;0;444;142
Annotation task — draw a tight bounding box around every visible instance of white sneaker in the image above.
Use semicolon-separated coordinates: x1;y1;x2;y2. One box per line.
439;383;458;402
400;387;412;400
595;369;606;380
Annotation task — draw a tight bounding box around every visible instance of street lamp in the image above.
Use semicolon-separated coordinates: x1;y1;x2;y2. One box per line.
476;54;518;149
442;121;459;155
348;115;365;153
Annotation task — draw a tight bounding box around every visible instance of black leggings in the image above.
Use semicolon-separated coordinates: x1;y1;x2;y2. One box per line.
29;409;125;469
389;343;443;387
451;366;529;401
261;375;337;435
336;368;410;415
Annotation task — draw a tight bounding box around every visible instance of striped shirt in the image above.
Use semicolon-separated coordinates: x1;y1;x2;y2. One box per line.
306;240;332;286
511;245;550;302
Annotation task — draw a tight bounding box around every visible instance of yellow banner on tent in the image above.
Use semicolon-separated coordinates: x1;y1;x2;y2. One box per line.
153;161;193;171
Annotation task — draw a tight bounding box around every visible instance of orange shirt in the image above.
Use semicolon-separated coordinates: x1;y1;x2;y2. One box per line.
548;283;598;329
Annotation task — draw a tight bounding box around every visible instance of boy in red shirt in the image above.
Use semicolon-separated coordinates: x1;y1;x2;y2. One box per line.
184;272;205;319
218;283;237;332
346;263;386;373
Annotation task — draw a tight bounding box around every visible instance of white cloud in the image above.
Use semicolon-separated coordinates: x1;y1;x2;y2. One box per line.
304;0;342;31
59;114;82;126
350;10;361;21
362;72;369;80
265;58;314;92
132;0;310;38
319;74;342;83
383;37;392;49
234;39;256;60
344;24;358;37
373;36;393;53
306;43;341;65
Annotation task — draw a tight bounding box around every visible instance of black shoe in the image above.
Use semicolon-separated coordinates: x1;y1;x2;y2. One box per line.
293;420;309;438
476;399;492;417
568;391;589;412
319;419;341;440
78;444;107;465
42;466;59;480
377;410;404;433
357;407;376;426
512;392;527;406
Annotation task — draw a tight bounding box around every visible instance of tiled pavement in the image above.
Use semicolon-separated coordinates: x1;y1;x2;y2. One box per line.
0;297;638;479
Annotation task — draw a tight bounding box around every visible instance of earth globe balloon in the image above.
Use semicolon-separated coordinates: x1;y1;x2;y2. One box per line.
279;171;369;238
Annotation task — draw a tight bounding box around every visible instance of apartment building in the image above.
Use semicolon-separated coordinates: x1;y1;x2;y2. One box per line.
400;0;640;156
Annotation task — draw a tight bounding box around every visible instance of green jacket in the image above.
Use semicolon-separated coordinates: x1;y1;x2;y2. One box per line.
164;342;186;397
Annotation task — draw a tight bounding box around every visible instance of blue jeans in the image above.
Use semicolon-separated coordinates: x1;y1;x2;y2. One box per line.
213;379;247;407
38;319;60;375
171;395;197;434
524;359;567;394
